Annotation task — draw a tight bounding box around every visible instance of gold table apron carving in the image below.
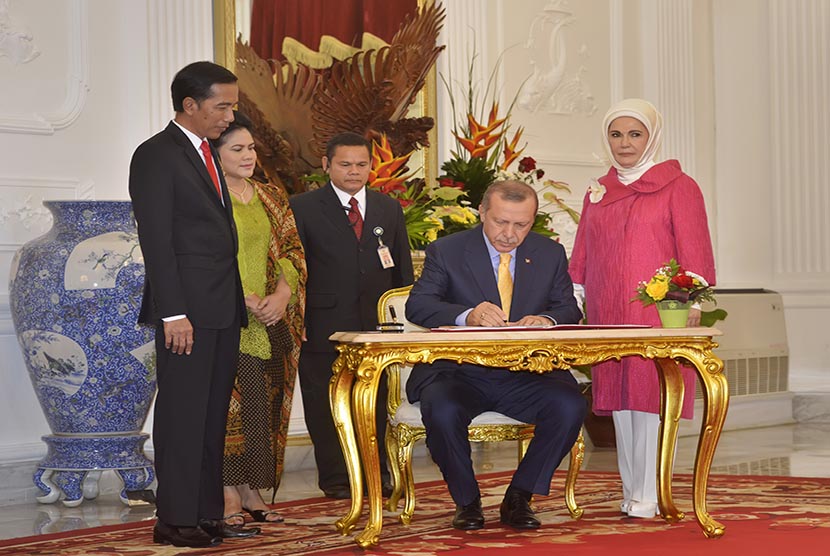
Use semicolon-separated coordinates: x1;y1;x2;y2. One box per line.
329;327;727;548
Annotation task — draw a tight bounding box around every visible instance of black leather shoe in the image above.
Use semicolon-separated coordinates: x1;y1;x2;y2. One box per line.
381;480;394;498
499;490;541;529
322;485;352;499
153;520;221;548
199;519;261;539
452;497;484;530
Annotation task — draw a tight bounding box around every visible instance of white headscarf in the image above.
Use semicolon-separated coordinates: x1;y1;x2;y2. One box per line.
601;98;664;185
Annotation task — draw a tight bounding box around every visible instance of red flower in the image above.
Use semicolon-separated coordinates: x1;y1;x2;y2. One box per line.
671;273;694;289
535;169;545;180
518;156;537;173
438;177;464;189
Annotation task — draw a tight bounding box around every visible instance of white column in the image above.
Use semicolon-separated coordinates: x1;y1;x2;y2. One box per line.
436;0;491;167
640;0;696;176
769;0;830;280
146;0;215;134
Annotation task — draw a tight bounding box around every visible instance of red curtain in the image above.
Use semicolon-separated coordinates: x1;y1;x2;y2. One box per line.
249;0;417;61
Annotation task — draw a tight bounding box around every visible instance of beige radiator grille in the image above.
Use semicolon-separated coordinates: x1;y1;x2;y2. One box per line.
710;456;791;476
694;290;789;400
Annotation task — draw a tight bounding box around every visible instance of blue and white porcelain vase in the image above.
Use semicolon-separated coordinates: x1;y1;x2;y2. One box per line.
9;200;156;507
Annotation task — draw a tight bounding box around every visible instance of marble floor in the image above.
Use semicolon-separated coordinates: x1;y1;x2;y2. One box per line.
2;422;830;541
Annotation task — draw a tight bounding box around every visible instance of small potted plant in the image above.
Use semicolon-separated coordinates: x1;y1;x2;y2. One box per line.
633;258;724;328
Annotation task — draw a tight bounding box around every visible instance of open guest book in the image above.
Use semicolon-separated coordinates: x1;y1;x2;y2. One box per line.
430;324;652;332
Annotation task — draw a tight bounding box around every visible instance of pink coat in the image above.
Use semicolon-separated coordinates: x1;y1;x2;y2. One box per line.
569;160;716;418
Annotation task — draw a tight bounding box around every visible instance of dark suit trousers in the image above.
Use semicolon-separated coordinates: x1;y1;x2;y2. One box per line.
417;365;587;506
298;350;391;490
152;319;240;526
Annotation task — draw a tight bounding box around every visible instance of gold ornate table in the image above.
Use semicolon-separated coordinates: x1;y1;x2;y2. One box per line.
329;327;727;548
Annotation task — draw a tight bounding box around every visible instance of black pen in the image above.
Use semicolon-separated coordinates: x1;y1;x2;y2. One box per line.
389;306;399;323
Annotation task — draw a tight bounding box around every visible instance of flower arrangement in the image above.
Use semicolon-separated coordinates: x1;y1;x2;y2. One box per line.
633;258;716;306
368;134;478;249
367;54;581;250
435;54;581;242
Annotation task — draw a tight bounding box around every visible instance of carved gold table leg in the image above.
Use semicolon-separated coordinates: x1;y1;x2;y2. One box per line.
565;430;585;520
692;358;729;538
385;426;402;513
352;356;385;548
654;357;685;522
331;350;362;536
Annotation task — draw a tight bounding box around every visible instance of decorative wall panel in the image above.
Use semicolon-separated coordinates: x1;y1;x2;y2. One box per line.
499;0;614;168
0;0;88;135
0;177;87;246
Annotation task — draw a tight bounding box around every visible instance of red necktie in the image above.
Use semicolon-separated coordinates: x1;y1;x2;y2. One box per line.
199;140;222;198
348;197;363;240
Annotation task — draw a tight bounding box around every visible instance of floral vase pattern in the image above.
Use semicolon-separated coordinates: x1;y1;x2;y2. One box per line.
9;201;156;507
655;299;691;328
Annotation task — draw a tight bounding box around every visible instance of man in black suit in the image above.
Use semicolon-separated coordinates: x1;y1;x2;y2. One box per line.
405;179;586;530
129;61;259;548
290;132;413;499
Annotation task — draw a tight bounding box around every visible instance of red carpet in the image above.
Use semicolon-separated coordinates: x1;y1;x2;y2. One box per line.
2;471;829;555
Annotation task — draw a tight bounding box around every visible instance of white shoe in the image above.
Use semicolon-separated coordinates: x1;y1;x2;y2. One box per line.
620;500;631;514
627;501;659;518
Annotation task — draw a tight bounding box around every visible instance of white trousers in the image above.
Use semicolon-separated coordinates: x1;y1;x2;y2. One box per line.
612;410;661;505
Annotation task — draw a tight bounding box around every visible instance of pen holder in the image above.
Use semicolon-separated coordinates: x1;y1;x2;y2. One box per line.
376;322;404;333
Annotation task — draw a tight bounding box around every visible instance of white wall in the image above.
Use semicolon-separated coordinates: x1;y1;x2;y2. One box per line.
0;0;213;463
0;0;828;483
712;0;830;392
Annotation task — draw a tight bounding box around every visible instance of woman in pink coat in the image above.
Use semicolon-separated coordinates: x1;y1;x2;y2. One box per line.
569;98;715;518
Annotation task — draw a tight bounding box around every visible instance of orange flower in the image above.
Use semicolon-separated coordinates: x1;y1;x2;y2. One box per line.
454;101;506;159
369;135;413;195
500;127;525;170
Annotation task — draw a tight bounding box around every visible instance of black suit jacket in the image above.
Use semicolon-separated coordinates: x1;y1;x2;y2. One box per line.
290;184;413;352
405;226;582;397
129;122;246;329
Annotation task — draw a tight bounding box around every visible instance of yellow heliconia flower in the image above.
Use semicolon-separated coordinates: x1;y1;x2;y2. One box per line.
500;127;525;170
454;101;507;159
369;134;413;195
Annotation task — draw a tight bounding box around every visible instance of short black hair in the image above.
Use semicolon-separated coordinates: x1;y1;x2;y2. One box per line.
171;61;237;113
214;111;253;148
325;132;371;161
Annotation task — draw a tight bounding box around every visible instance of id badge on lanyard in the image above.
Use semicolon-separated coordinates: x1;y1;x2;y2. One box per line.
373;226;395;269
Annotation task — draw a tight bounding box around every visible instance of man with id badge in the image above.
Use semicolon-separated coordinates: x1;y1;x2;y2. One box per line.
289;132;413;500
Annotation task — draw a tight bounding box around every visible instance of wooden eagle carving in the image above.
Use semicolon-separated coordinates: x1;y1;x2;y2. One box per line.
233;2;445;193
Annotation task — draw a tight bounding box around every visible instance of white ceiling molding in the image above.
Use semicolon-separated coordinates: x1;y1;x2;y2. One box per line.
0;0;88;135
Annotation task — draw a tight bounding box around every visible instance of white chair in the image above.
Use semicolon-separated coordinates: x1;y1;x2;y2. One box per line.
378;285;584;524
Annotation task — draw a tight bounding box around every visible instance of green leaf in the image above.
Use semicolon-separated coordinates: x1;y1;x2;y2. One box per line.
440;157;496;207
700;308;728;327
430;186;468;202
